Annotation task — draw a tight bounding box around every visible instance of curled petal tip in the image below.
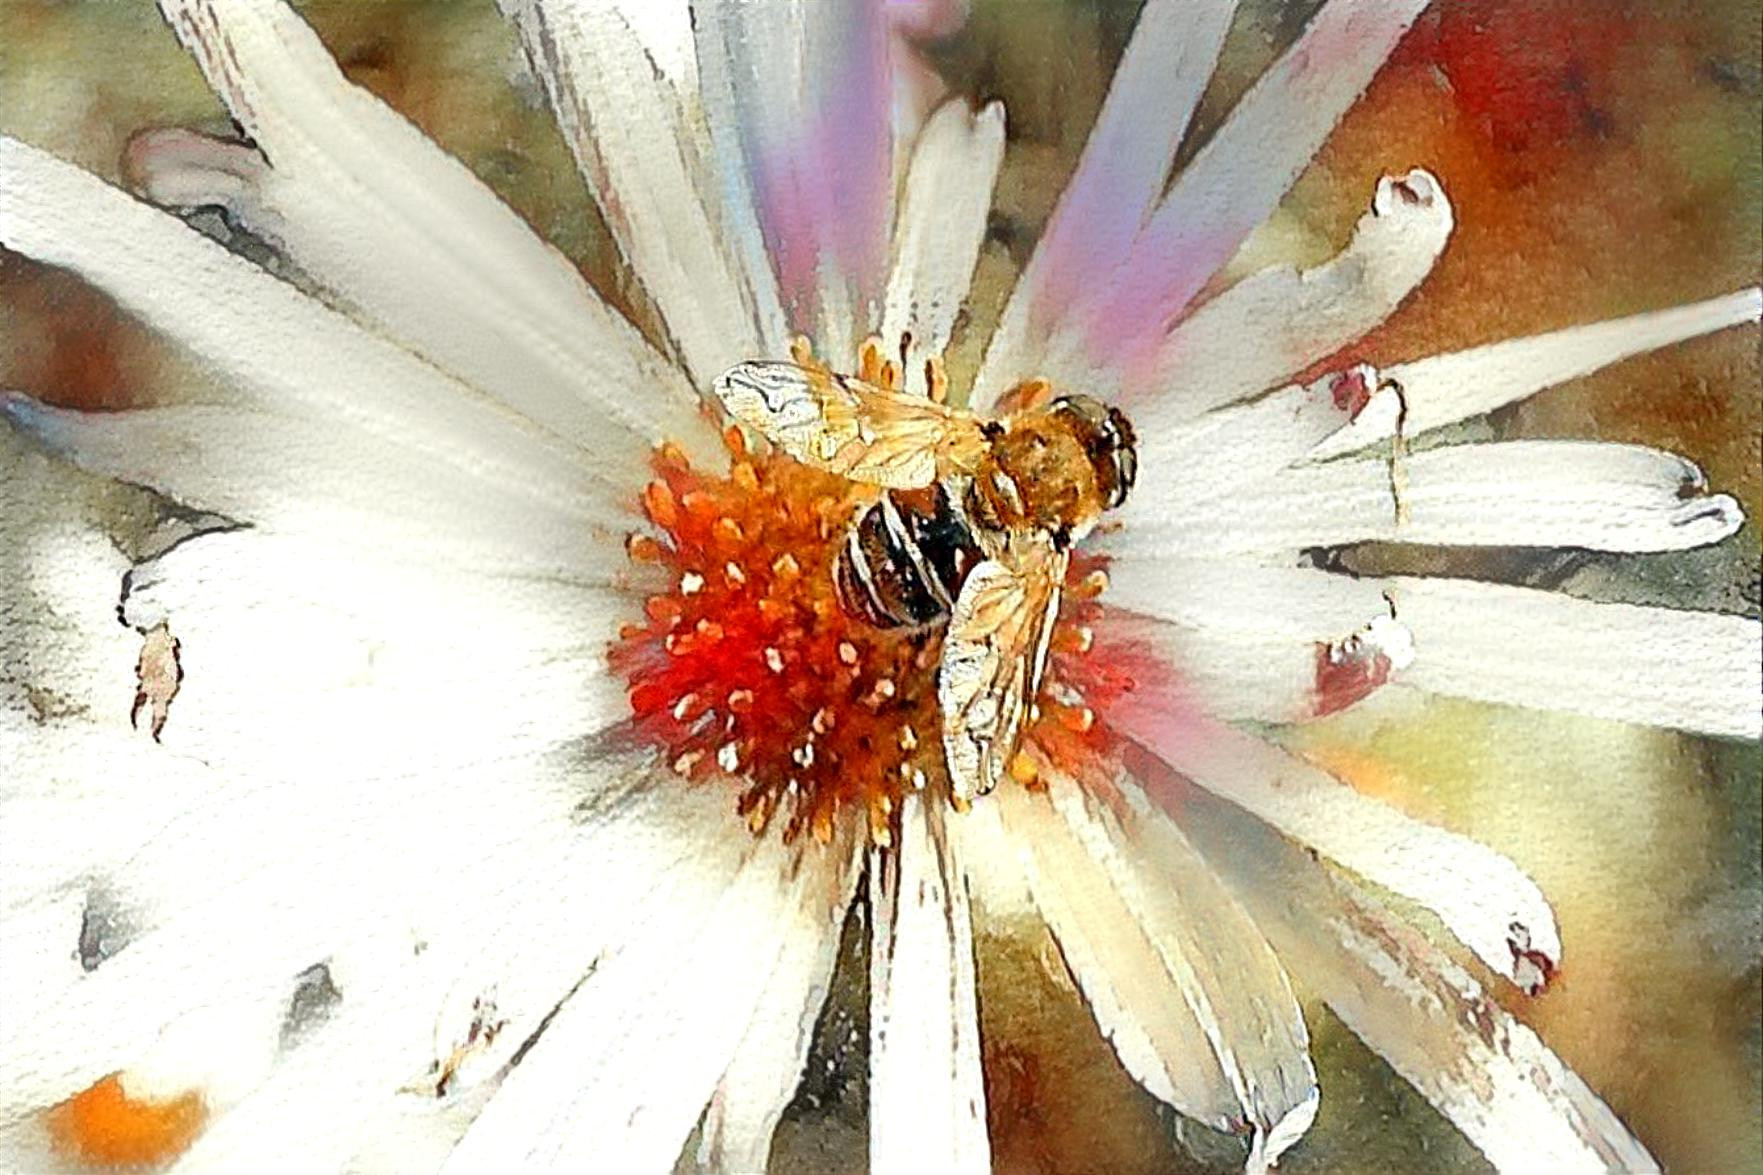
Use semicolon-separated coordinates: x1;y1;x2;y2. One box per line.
1374;167;1443;214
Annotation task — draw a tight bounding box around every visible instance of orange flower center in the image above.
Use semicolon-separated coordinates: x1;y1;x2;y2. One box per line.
611;390;1142;846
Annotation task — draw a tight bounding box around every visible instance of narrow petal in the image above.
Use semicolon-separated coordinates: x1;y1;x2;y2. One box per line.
1079;0;1431;378
694;0;895;356
1047;770;1318;1170
1108;700;1562;993
1146;170;1453;415
964;789;1239;1128
500;0;780;387
1121;366;1395;526
1151;756;1660;1174
869;792;989;1174
3;399;630;575
998;774;1318;1166
1314;288;1763;459
0;139;641;547
1389;576;1762;740
437;828;803;1174
146;0;712;458
878;100;1006;397
973;0;1236;408
695;839;863;1174
1162;441;1745;555
1091;556;1400;725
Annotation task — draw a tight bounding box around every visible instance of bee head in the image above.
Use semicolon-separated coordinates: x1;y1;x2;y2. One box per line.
1051;395;1138;510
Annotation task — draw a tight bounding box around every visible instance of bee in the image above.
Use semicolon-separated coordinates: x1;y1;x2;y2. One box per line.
713;348;1137;804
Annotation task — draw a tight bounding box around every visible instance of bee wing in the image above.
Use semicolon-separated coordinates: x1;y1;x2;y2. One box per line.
938;540;1068;805
713;360;988;489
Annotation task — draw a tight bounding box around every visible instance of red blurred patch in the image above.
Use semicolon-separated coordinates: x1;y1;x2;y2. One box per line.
1399;1;1629;170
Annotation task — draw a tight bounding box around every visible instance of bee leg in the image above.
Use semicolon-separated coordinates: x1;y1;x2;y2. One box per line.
996;377;1053;415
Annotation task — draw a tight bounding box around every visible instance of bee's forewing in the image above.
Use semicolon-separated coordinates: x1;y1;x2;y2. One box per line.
713;360;985;488
938;544;1066;804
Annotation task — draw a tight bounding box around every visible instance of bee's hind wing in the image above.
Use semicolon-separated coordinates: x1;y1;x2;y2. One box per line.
938;540;1067;805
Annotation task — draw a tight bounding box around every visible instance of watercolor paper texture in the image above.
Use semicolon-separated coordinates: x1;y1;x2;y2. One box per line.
1;2;1757;1173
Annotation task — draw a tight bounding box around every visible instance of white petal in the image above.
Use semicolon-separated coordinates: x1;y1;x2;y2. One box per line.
1390;576;1762;740
146;0;712;460
438;827;804;1174
1123;367;1396;524
1092;556;1398;724
0;139;638;548
1172;441;1744;555
692;0;895;357
695;836;862;1175
160;775;749;1174
995;774;1319;1161
499;0;779;387
1044;771;1317;1169
1147;170;1453;415
1159;764;1660;1174
972;0;1236;408
965;789;1238;1126
0;435;139;726
113;529;630;777
1108;708;1562;993
1074;0;1431;380
869;792;989;1175
4;399;630;575
1314;288;1763;459
879;100;1006;397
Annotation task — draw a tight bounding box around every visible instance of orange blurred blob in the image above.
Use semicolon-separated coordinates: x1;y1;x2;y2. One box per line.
47;1074;206;1169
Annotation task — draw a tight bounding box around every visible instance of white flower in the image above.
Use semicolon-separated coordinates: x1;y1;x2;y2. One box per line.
1;1;1757;1173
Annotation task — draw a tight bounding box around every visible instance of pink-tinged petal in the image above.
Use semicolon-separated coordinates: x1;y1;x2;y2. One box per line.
1140;755;1660;1174
1033;771;1320;1170
1079;0;1431;386
869;792;989;1175
1147;170;1453;416
1388;576;1762;740
1091;556;1402;726
1315;288;1763;459
1188;440;1744;555
148;0;710;460
695;0;895;355
696;838;863;1174
1108;694;1562;993
499;0;783;388
886;0;967;41
973;0;1236;408
879;100;1007;396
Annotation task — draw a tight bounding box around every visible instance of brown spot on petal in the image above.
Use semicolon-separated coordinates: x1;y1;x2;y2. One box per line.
131;622;181;742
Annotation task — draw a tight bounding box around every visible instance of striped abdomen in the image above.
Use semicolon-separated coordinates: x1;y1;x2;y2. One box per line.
835;485;984;629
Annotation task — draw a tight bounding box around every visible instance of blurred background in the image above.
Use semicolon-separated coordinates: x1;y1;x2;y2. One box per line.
2;2;1758;1172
